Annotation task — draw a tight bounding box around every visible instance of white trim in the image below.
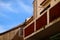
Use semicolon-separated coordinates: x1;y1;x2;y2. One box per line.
45;17;60;28
34;18;36;32
47;9;49;25
23;20;34;29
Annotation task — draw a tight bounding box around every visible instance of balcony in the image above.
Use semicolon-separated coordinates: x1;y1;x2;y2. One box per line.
23;2;60;40
26;20;60;40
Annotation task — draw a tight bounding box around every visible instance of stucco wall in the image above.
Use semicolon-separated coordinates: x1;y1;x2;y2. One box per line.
0;28;19;40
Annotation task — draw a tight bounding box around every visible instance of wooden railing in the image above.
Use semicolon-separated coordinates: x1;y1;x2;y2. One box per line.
23;2;60;39
36;12;47;30
24;23;34;37
49;2;60;22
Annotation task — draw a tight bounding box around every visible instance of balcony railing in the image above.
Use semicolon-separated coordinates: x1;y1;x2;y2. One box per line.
23;2;60;39
36;12;47;30
23;12;47;38
24;23;34;37
49;2;60;22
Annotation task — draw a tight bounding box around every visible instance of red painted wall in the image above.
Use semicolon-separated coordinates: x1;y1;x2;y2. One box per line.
24;23;34;37
49;2;60;22
36;12;47;30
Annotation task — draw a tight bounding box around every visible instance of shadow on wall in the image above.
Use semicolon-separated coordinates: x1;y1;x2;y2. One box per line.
12;31;23;40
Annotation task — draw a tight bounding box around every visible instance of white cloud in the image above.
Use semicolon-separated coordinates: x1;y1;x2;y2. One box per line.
0;0;33;14
20;2;33;13
0;1;18;13
17;0;33;14
0;13;7;17
0;2;10;7
0;13;10;19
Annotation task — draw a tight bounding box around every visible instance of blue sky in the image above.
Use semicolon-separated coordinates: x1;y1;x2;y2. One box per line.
0;0;33;33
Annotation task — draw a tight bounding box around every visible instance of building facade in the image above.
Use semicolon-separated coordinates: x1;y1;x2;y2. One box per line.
0;0;60;40
23;0;60;40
